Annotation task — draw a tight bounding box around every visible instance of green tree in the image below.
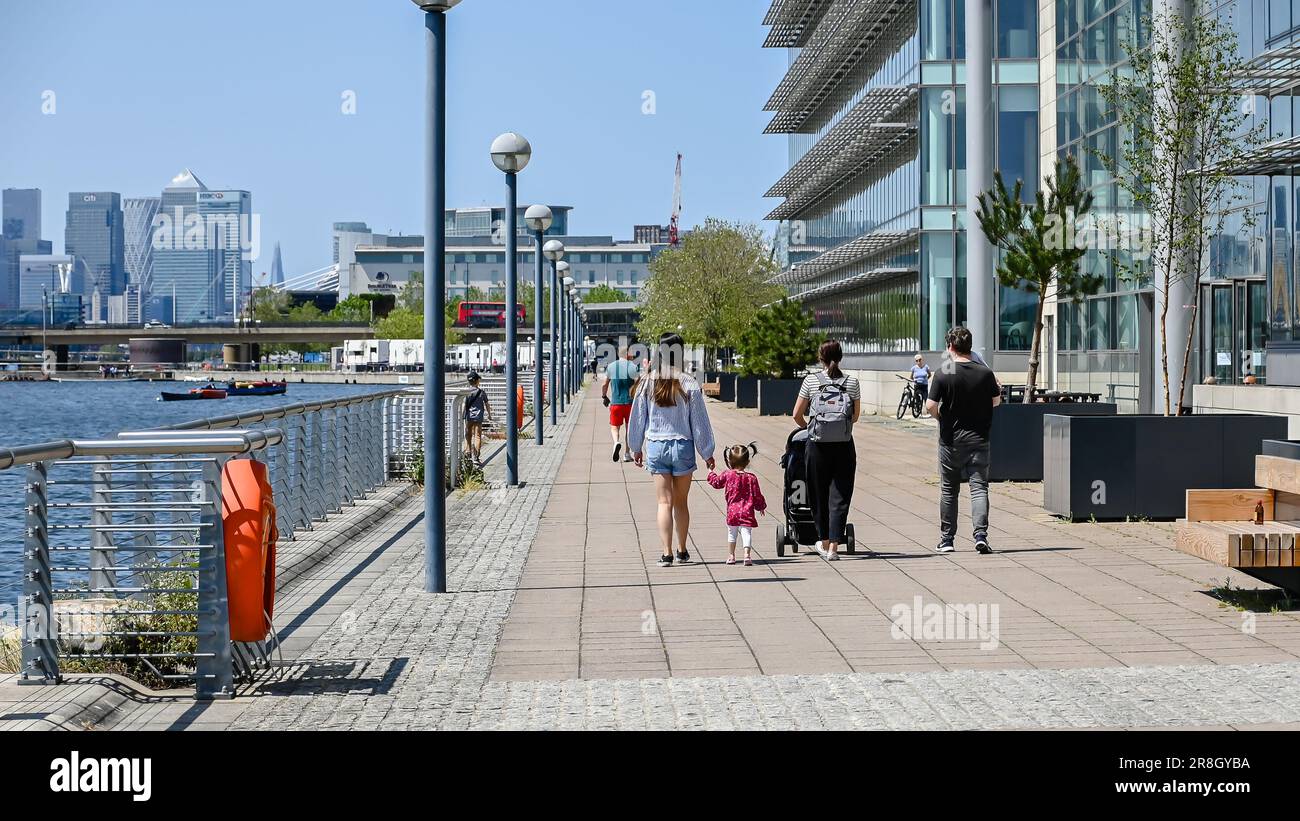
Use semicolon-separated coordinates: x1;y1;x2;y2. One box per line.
976;154;1101;401
735;299;821;379
374;308;423;340
330;295;373;323
638;218;783;370
583;284;624;304
1099;9;1262;413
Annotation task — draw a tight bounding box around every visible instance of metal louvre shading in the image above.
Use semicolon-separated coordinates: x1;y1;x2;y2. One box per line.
763;0;915;134
773;228;918;285
1197;134;1300;176
765;109;917;223
765;85;915;199
790;265;917;303
763;0;835;48
1230;44;1300;96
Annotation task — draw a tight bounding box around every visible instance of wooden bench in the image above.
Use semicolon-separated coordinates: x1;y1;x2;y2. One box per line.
702;381;721;398
1173;459;1300;593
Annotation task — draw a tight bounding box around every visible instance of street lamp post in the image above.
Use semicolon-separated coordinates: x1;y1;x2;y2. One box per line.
561;275;575;406
525;206;553;445
413;0;461;594
572;294;583;395
490;132;532;487
543;240;565;429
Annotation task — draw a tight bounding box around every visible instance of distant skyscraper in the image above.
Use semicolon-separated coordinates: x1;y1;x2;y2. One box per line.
2;188;46;312
152;169;224;323
123;196;160;292
2;188;41;240
65;192;126;320
271;242;285;285
197;188;252;316
18;254;86;312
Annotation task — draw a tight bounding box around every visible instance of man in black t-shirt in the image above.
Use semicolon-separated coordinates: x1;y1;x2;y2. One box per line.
926;327;1001;555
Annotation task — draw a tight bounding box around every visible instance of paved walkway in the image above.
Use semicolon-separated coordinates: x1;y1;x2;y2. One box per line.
8;383;1300;730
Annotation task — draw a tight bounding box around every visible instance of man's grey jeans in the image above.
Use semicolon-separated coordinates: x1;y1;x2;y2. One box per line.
939;435;990;543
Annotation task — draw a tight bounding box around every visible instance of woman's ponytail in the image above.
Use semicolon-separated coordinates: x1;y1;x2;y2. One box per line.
820;340;844;379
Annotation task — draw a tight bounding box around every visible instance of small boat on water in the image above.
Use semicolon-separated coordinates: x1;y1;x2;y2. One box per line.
223;380;287;397
159;387;228;402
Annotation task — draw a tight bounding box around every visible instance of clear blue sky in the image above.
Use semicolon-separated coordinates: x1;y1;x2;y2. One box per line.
0;0;787;277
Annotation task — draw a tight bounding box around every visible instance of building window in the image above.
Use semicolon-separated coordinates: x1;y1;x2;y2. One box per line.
589;271;596;284
996;0;1035;58
616;270;624;284
997;86;1039;199
631;271;638;285
402;254;414;264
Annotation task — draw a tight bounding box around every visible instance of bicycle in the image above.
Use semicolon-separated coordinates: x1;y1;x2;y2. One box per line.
896;374;926;419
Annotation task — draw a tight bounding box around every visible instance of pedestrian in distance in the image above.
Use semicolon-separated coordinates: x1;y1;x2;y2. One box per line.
602;347;639;463
463;371;493;467
707;442;767;566
792;340;861;561
925;327;1001;554
628;332;717;567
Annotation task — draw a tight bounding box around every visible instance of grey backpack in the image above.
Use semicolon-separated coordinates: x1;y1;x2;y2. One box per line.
807;373;853;442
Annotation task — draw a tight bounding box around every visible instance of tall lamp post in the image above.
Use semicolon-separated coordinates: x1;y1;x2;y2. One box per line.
543;240;565;428
573;294;584;394
413;0;461;595
490;132;532;487
561;275;575;405
525;205;552;445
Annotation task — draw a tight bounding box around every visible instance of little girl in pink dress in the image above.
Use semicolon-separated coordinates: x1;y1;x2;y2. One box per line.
707;443;767;566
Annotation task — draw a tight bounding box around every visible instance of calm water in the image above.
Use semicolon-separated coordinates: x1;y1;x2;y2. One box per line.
0;379;394;603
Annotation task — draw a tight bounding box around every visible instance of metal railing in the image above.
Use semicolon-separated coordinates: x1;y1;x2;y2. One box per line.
1;373;557;697
0;386;479;698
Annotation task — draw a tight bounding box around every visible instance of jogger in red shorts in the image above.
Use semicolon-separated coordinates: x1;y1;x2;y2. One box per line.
602;347;640;463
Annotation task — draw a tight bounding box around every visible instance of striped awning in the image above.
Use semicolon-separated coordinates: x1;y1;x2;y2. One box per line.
1231;44;1300;95
773;227;918;285
763;0;915;134
762;0;835;48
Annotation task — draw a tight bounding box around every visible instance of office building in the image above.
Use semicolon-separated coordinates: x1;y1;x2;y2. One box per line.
65;192;126;320
18;254;86;312
270;241;285;285
347;236;656;303
2;188;41;241
198;188;253;315
634;225;671;244
123;196;160;293
1;188;49;312
151;169;226;323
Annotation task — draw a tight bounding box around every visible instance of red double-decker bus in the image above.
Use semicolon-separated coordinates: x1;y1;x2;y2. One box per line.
456;301;525;329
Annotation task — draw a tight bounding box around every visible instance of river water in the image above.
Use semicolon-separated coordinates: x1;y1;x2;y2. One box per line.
0;379;395;604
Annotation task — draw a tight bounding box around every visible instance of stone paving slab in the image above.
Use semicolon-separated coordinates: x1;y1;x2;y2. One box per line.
492;388;1300;683
18;384;1300;730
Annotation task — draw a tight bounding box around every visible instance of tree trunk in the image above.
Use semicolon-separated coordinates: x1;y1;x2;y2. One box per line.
1175;303;1198;415
1023;293;1047;403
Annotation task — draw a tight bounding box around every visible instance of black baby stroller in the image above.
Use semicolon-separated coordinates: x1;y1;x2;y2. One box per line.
776;428;856;557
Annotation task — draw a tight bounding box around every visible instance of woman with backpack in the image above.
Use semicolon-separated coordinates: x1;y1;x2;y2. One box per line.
792;340;861;561
628;332;717;567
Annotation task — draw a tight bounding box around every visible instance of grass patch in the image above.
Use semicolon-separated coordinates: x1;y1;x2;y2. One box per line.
1209;578;1300;613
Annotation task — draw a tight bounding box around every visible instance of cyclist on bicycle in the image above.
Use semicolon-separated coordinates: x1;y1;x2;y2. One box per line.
910;354;932;390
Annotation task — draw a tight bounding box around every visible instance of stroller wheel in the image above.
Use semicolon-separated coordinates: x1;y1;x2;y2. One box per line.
845;523;857;554
775;527;785;558
786;524;799;553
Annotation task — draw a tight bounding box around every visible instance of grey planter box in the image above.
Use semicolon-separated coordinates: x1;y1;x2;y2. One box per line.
736;376;759;409
758;378;802;417
1043;414;1288;520
989;401;1118;482
717;372;736;403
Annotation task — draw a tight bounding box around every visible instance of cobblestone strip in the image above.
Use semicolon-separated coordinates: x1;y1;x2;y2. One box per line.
472;662;1300;730
229;398;583;731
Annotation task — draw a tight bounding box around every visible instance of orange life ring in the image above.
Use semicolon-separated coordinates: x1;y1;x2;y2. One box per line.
221;459;277;642
517;385;525;428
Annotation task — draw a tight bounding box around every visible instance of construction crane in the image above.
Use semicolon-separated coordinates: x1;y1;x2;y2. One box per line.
669;153;683;246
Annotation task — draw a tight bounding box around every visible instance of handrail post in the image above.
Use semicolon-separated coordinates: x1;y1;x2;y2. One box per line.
310;412;326;522
449;389;461;489
294;414;311;531
20;460;58;685
195;457;233;700
90;456;117;595
273;418;293;540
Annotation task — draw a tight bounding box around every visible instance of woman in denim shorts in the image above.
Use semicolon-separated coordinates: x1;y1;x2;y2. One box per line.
628;333;716;567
